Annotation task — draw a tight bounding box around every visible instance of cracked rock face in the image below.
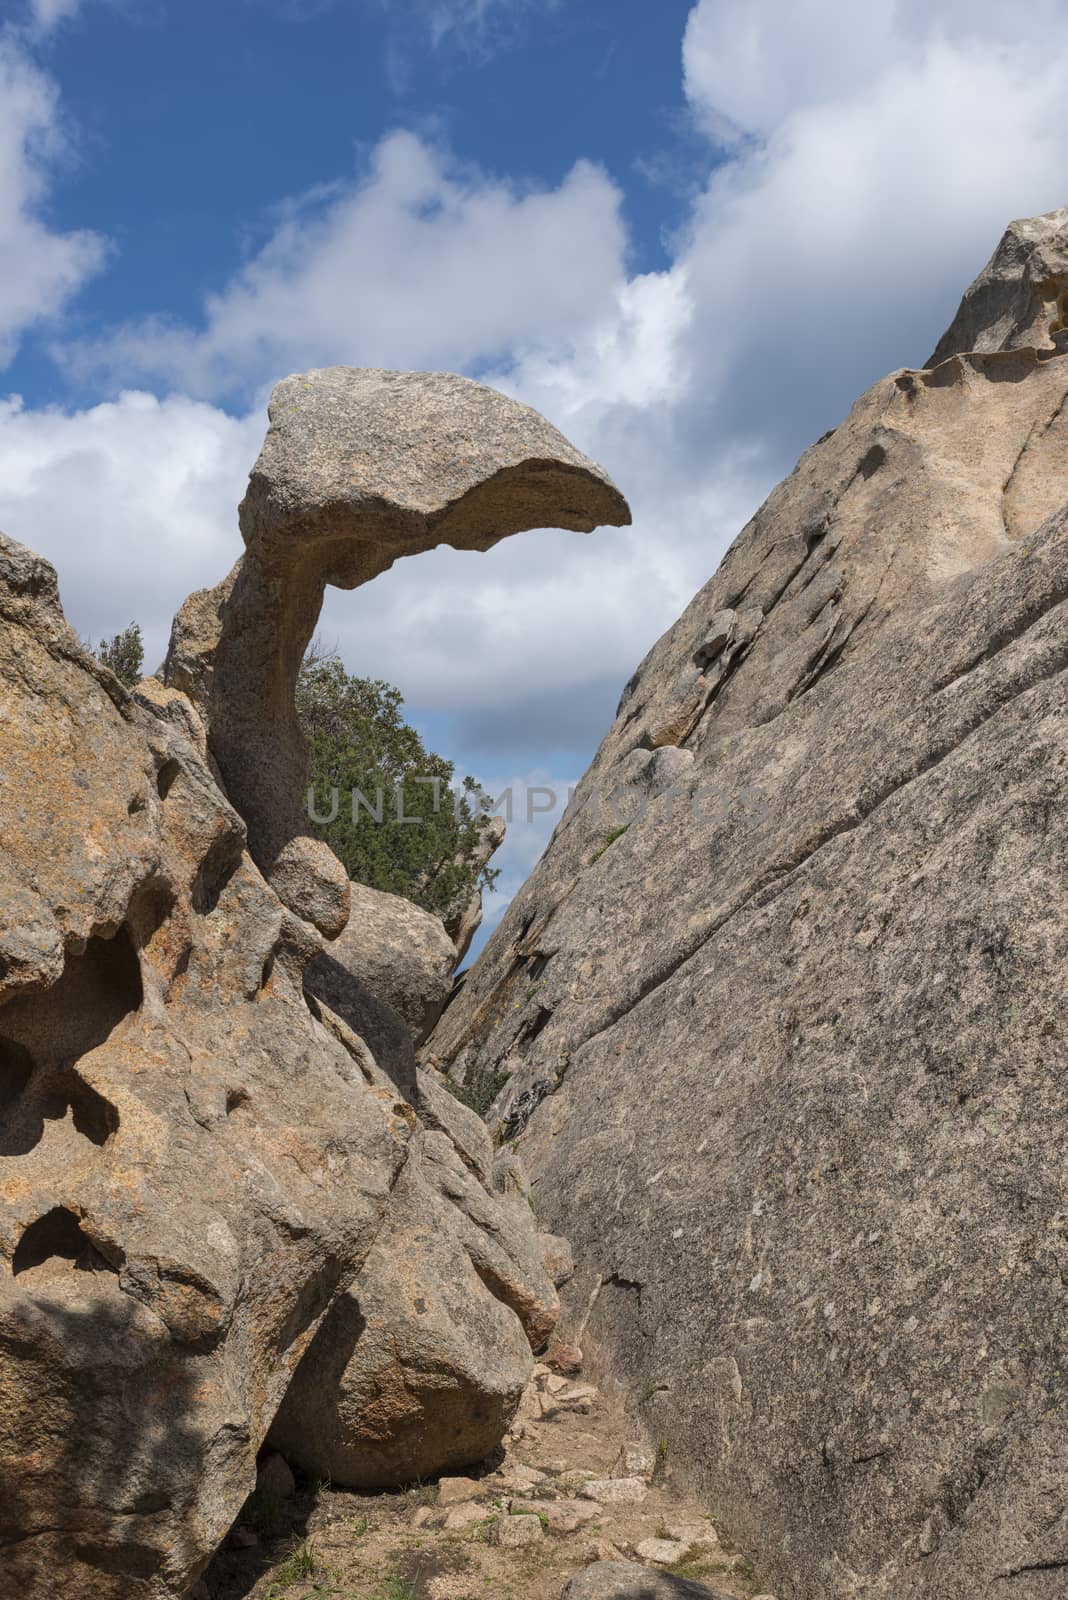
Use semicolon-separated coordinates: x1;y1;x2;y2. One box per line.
426;209;1068;1599
307;880;459;1046
0;374;626;1597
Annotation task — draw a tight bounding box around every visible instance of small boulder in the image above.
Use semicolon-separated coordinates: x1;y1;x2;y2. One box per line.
307;880;458;1045
496;1464;548;1492
579;1539;625;1565
545;1338;583;1375
443;1504;488;1531
579;1478;648;1505
554;1383;597;1412
497;1513;544;1547
612;1442;655;1481
540;1236;576;1288
254;1451;296;1519
636;1538;691;1564
511;1497;600;1533
667;1523;719;1549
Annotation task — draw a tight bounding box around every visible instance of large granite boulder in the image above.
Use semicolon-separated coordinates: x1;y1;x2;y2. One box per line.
307;879;458;1045
0;373;627;1596
268;1117;555;1489
426;208;1068;1599
289;945;560;1487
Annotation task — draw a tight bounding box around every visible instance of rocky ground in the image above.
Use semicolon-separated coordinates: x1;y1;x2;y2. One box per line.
199;1355;775;1600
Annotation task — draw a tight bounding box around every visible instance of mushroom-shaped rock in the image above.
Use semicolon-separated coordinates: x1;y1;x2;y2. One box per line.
166;367;630;937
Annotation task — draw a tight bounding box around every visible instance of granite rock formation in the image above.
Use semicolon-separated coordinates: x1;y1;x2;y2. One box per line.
162;367;629;938
0;372;629;1596
307;879;458;1046
426;209;1068;1599
561;1565;734;1600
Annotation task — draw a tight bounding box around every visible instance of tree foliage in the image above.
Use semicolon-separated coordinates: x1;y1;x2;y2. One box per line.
96;623;144;688
298;649;498;917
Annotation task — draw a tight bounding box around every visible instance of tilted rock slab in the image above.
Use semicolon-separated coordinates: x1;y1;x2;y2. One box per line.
0;376;627;1595
164;367;629;936
426;208;1068;1599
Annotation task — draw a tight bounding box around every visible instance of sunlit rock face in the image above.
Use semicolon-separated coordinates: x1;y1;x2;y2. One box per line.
163;366;630;938
427;209;1068;1600
0;372;629;1598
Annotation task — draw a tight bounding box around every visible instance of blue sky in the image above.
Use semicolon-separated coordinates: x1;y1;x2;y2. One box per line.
2;0;1066;951
8;0;700;406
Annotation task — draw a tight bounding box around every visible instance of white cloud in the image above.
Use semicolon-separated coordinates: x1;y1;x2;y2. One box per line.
61;130;627;399
0;35;106;367
673;5;1068;458
416;0;559;51
0;392;259;667
682;0;1067;141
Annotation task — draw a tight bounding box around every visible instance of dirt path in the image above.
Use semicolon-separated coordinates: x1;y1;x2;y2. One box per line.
199;1357;774;1600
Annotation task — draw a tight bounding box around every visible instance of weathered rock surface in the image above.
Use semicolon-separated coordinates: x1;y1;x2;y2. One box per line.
427;210;1068;1599
929;203;1068;365
561;1563;732;1600
0;374;627;1595
307;879;457;1045
0;532;406;1598
163;367;629;934
271;974;560;1489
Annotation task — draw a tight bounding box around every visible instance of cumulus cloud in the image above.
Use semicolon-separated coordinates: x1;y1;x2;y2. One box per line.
0;391;260;667
0;35;106;367
61;130;627;401
504;0;1068;511
675;25;1068;465
682;0;1067;140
